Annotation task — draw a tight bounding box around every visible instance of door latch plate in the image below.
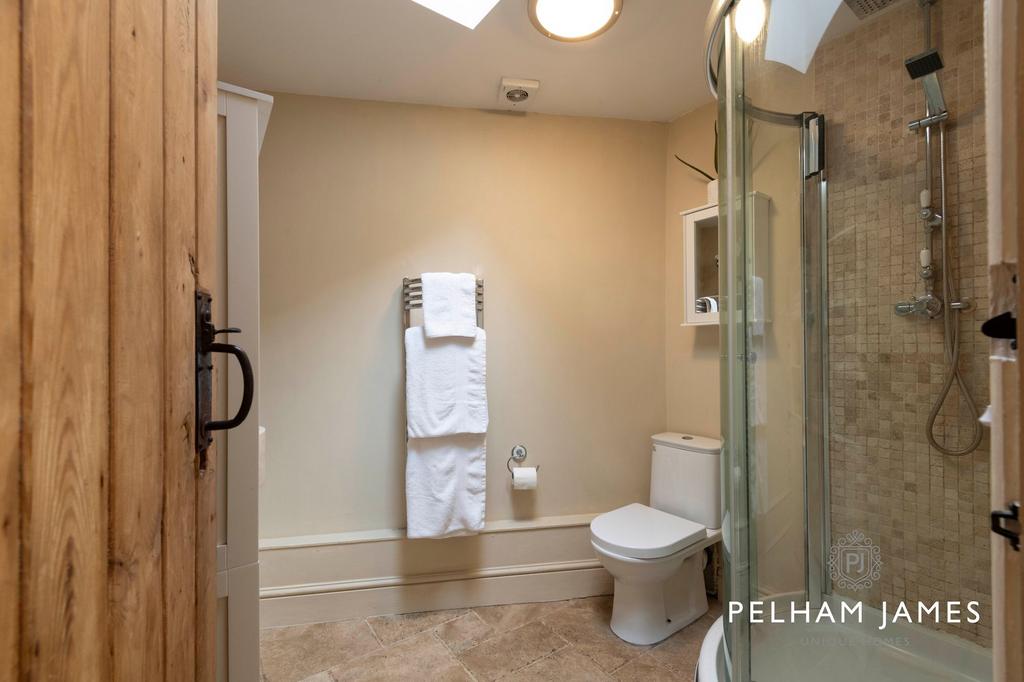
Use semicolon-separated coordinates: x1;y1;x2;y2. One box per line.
991;502;1021;551
195;288;255;469
196;289;216;459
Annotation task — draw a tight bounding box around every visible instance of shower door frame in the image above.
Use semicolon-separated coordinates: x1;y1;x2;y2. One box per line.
800;112;830;608
717;16;752;679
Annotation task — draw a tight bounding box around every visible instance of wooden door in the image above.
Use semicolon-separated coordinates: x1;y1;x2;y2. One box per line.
0;0;219;679
987;2;1024;681
1012;2;1024;678
1015;0;1024;671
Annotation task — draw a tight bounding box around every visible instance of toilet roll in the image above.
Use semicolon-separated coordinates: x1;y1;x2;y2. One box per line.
512;466;538;490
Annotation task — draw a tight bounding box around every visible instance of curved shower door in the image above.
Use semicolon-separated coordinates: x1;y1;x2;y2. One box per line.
716;6;829;682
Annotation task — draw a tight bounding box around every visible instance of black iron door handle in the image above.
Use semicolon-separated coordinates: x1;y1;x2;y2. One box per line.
981;311;1017;349
206;341;254;433
992;502;1021;551
195;288;255;461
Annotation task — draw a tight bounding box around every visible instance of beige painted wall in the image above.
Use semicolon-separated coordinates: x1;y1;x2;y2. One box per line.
664;102;721;435
258;94;669;538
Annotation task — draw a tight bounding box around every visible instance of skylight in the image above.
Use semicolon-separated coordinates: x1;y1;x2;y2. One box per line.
409;0;503;30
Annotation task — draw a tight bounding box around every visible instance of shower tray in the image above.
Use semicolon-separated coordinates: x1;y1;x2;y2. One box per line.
697;595;992;682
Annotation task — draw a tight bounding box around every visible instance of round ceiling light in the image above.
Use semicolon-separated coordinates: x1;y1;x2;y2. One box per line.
734;0;766;44
528;0;623;42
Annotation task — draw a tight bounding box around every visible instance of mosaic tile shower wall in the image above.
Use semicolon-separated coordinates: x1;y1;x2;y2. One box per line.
812;0;991;646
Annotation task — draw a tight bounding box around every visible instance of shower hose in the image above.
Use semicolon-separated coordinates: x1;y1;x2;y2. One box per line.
925;124;983;457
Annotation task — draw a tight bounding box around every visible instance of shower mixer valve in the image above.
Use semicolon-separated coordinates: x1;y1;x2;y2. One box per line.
895;293;943;319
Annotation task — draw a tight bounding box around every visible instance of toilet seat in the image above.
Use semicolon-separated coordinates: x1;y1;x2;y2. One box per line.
591;503;706;560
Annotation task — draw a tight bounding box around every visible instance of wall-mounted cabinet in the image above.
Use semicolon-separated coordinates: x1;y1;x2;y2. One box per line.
681;193;770;327
681;203;720;326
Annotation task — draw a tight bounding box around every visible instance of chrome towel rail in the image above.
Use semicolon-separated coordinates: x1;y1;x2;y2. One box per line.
402;277;484;329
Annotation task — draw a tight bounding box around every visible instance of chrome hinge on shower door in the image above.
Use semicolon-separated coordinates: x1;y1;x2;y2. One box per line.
803;113;826;178
991;502;1021;551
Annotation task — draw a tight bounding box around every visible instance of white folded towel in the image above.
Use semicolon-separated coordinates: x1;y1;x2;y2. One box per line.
406;434;486;538
750;276;765;337
696;296;719;313
421;272;479;338
405;327;488;438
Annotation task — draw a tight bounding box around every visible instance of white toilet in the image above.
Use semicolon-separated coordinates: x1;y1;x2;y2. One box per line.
591;432;722;645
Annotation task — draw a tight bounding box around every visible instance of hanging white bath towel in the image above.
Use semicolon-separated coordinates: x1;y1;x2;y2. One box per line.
406;434;487;538
404;325;488;538
404;327;488;438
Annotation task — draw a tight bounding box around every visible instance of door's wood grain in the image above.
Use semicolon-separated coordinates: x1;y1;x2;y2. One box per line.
0;1;20;679
9;0;220;677
20;0;111;679
163;0;199;677
1015;3;1024;678
194;0;219;678
109;1;166;679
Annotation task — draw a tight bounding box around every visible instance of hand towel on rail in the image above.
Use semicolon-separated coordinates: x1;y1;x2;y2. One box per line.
405;326;488;438
406;434;486;538
421;272;479;338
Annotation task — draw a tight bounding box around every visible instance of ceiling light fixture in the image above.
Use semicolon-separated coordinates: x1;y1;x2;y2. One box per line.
734;0;767;43
528;0;623;42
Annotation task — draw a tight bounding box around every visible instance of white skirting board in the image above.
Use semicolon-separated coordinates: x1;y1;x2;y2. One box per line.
260;563;612;628
259;513;613;627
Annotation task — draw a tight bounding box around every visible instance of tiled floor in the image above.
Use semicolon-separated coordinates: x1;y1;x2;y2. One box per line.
261;596;721;681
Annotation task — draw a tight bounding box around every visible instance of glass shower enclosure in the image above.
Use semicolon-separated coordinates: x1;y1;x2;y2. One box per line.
716;9;830;678
708;1;992;680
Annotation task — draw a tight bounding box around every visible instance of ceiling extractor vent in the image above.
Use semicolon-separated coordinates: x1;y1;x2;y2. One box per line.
842;0;900;19
506;88;529;103
498;77;540;110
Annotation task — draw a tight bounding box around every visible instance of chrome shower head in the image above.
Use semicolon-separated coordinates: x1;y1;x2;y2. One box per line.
905;49;947;115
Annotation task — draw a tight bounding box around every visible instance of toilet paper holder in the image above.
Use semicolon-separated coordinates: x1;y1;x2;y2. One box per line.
507;444;539;476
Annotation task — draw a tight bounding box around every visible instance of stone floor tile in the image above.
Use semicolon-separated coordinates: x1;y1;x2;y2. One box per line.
540;599;647;672
326;632;472;682
505;646;615;681
471;600;573;634
260;620;381;682
366;609;467;646
457;621;567;681
434;611;496;654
